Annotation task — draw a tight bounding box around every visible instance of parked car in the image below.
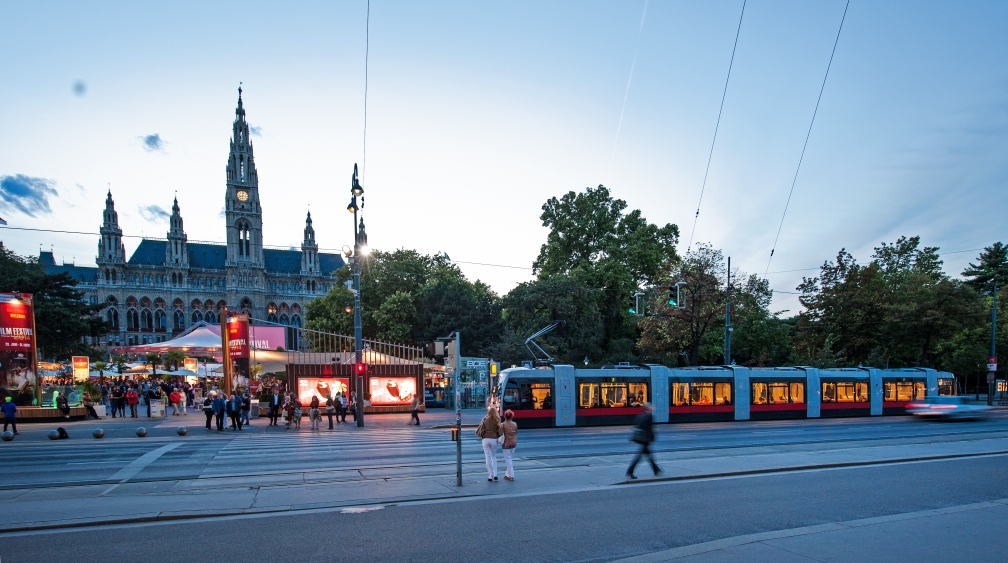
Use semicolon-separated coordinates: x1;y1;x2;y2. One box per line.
906;396;991;420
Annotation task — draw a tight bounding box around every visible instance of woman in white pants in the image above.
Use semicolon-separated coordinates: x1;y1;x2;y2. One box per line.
475;406;503;482
501;409;518;480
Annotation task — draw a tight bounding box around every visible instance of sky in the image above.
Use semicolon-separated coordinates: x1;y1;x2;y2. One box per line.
0;0;1006;315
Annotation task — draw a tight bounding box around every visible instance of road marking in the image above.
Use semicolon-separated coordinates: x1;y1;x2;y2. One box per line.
108;443;182;483
340;506;383;514
607;497;1008;562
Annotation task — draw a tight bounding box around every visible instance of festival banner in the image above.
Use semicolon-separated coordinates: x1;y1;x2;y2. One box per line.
72;356;90;382
226;313;250;360
184;357;197;372
0;293;35;352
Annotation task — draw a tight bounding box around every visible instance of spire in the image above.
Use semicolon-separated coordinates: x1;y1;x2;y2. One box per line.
166;197;188;267
97;190;125;265
168;196;185;237
301;210;319;275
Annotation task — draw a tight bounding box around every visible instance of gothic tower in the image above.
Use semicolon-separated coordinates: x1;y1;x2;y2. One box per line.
225;86;264;268
165;196;189;269
96;190;126;284
300;210;320;275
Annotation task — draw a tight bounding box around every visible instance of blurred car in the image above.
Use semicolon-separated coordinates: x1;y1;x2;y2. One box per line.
906;396;992;420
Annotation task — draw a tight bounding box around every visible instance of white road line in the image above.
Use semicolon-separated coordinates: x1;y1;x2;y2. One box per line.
108;443;182;483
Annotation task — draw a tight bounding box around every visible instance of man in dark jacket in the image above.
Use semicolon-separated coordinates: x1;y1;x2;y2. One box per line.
212;393;226;431
626;403;661;479
1;396;18;434
203;394;215;429
268;389;282;426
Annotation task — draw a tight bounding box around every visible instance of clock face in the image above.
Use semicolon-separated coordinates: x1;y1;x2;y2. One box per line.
236;190;249;202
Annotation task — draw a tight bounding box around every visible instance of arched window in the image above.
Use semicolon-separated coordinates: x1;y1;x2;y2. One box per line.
204;311;216;323
141;309;153;331
127;309;139;331
107;308;119;330
174;310;185;331
192;311;203;324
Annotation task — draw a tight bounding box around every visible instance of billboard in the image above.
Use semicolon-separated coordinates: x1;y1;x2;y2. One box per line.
369;376;417;405
298;377;349;405
207;324;286;350
226;314;250;360
0;293;36;405
184;357;197;372
72;356;90;382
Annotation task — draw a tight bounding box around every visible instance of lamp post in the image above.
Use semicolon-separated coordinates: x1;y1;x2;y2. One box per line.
347;164;368;427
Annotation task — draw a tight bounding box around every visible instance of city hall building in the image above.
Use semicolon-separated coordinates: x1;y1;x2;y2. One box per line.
42;89;344;351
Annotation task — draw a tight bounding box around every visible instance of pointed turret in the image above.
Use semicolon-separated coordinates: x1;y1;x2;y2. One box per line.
166;196;188;268
225;85;264;268
97;190;126;266
301;210;320;275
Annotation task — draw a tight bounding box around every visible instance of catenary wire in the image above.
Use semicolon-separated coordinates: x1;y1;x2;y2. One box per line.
686;0;746;253
765;0;850;275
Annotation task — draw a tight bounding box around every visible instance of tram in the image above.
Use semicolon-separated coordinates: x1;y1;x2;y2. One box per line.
496;364;956;429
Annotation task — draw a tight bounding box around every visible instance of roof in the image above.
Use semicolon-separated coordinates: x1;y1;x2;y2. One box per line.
42;263;99;285
125;239;343;275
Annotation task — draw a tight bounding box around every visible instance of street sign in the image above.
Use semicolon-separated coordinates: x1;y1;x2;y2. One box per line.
988;356;997;371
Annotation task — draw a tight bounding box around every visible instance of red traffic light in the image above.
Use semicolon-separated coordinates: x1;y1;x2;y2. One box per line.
354;363;367;376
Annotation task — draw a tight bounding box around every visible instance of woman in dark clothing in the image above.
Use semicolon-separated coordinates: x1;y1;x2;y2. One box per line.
626;403;661;479
57;393;70;419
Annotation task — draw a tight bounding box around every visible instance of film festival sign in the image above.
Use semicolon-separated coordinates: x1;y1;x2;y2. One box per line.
227;314;250;360
0;293;38;405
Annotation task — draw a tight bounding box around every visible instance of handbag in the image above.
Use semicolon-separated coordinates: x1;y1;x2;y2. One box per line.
497;434;505;445
631;427;647;444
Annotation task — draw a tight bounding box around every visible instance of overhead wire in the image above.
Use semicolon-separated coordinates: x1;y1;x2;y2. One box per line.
686;0;747;253
608;0;649;176
765;0;850;274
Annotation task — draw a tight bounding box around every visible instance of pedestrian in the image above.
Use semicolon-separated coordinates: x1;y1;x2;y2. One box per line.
268;389;282;426
240;392;251;427
82;392;101;420
178;387;187;415
101;384;110;411
309;395;320;431
1;396;18;435
501;409;518;481
170;389;181;416
292;396;303;430
410;395;420;426
212;392;226;431
348;392;355;423
57;392;70;419
626;402;661;479
325;394;335;430
227;393;242;431
283;394;293;429
203;393;214;430
145;386;156;418
126;386;139;418
475;406;503;482
110;385;124;418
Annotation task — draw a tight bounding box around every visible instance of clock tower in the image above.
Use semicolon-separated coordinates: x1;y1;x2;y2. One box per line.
225;86;264;269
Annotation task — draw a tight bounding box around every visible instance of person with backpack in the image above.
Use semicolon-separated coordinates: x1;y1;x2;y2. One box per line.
1;396;18;435
626;403;662;479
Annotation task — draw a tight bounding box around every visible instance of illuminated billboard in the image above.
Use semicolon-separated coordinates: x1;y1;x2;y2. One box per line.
184;357;197;372
0;293;36;405
369;377;417;405
226;313;250;360
298;377;349;405
72;356;89;382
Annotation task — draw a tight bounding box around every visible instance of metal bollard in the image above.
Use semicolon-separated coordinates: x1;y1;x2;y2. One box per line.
451;427;459;441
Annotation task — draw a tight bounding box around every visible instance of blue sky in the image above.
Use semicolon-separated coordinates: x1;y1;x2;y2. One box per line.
0;1;1005;313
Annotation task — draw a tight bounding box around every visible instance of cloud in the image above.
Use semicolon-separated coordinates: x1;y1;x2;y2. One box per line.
72;80;87;97
140;134;165;152
0;174;58;217
138;204;170;222
249;126;262;137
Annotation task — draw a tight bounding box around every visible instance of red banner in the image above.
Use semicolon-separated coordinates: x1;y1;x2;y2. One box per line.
226;313;250;360
0;293;35;352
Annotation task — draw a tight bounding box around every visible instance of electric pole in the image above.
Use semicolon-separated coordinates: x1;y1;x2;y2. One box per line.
724;256;732;365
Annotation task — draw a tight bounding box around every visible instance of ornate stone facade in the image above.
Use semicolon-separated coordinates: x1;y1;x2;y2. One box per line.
42;89;344;351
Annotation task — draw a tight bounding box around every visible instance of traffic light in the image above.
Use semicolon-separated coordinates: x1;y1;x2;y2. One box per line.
628;294;637;315
355;363;367;377
668;290;677;307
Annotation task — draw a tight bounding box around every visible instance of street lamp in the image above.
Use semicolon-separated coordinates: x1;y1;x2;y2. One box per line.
348;163;368;427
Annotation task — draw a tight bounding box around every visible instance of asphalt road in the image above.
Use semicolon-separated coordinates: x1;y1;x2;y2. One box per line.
1;452;1006;562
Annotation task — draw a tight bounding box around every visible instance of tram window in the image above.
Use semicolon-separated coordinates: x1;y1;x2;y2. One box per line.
601;383;627;407
822;382;836;403
884;382;896;401
914;382;926;399
503;388;519;406
790;383;805;404
938;378;956;396
691;383;714;405
715;383;732;405
628;383;648;407
768;383;788;404
855;382;869;402
835;382;855;402
579;383;600;408
751;383;768;405
896;382;913;402
672;383;690;407
517;383;552;409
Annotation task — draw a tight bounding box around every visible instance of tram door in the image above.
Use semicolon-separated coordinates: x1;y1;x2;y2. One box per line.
555;365;575;426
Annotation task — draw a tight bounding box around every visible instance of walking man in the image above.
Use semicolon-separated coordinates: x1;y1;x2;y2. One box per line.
410;395;420;426
325;395;335;430
240;391;251;427
212;392;226;431
1;396;18;435
626;403;661;480
268;388;281;426
203;393;214;430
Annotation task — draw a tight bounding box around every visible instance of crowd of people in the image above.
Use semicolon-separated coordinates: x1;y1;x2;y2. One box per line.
262;389;356;430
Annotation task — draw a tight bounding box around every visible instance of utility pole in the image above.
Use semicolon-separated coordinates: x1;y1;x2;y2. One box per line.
454;331;462;486
988;285;997;405
724;256;732;365
348;164;367;427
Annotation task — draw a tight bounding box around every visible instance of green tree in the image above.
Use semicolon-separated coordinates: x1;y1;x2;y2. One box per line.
110;354;129;375
164;350;186;371
962;242;1008;292
93;360;108;377
145;352;162;376
532;185;679;357
374;291;417;344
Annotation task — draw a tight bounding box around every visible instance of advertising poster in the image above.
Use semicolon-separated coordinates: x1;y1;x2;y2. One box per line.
184;358;197;372
226;314;250;360
298;377;349;405
72;356;90;382
0;293;36;405
369;377;417;405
